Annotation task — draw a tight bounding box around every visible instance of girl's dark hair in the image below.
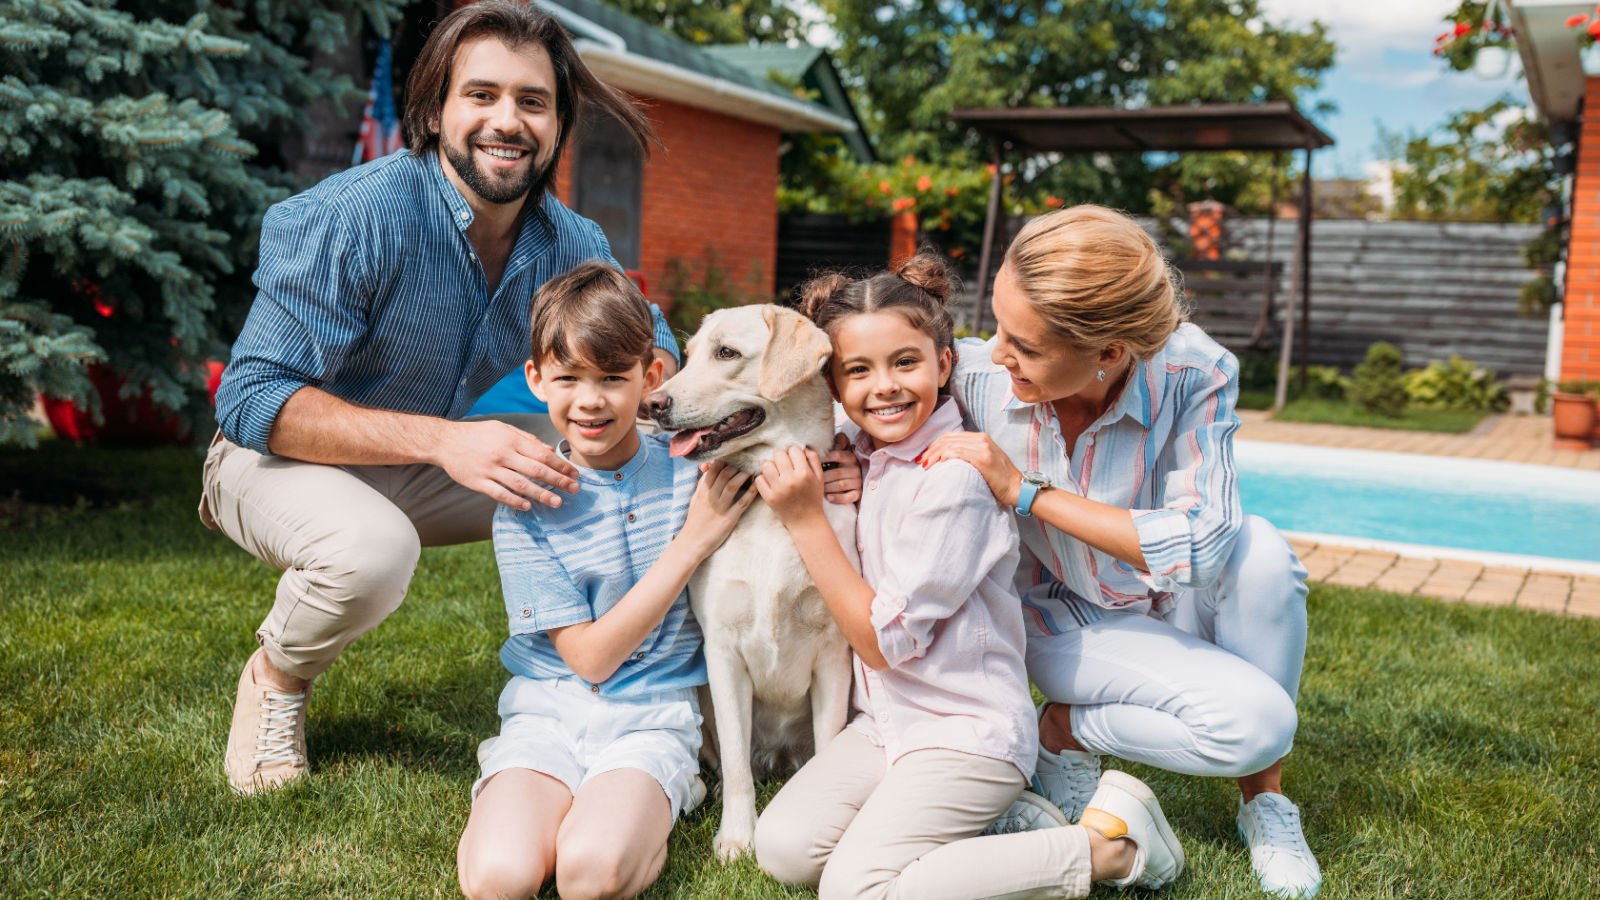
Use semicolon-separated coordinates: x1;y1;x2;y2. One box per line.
402;1;656;196
797;251;960;372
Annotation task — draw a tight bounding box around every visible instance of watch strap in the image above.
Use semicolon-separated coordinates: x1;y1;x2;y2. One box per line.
1015;476;1041;518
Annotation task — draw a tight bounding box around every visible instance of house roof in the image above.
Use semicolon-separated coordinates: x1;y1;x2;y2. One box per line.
542;0;854;134
703;44;875;162
951;102;1332;154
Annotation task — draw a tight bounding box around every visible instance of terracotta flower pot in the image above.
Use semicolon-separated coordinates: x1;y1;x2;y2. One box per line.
1551;391;1598;451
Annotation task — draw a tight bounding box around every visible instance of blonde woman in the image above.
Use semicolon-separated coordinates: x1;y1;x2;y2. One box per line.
918;205;1320;898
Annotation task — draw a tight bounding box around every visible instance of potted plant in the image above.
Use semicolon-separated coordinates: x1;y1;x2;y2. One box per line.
1552;380;1599;450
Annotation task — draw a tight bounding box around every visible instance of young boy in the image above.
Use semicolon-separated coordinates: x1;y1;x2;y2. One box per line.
456;262;756;900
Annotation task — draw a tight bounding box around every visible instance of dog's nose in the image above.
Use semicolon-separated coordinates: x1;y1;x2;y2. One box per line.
644;394;672;420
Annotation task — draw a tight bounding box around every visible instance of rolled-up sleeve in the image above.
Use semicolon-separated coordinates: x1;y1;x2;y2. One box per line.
1131;355;1244;591
214;198;374;453
870;461;1017;667
493;505;591;634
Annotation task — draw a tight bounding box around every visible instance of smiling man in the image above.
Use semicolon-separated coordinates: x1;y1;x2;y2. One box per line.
203;1;677;795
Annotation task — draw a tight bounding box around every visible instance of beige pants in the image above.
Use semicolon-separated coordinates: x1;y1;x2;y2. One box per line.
198;416;558;679
755;727;1094;900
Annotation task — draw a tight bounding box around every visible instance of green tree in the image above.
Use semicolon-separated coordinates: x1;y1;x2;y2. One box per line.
0;0;400;446
817;0;1336;213
1382;99;1557;224
604;0;804;44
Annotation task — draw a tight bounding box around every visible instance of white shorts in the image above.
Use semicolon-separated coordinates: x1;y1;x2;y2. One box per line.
474;676;703;819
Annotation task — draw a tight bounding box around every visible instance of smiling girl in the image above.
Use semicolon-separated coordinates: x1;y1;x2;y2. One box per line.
750;254;1185;899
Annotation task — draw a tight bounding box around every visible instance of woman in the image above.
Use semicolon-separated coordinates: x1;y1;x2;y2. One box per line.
920;205;1320;899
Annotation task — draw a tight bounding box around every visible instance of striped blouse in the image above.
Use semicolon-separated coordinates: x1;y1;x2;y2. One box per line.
950;323;1244;633
214;149;677;454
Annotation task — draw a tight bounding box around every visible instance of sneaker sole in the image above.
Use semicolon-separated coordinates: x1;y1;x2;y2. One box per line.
1099;769;1185;883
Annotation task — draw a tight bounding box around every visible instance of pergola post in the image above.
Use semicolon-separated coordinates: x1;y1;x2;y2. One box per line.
1298;145;1313;391
1273;151;1313;412
973;138;1005;334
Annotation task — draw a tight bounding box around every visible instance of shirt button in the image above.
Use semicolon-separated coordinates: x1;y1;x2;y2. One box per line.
590;684;599;694
877;711;890;723
614;472;624;482
459;210;469;221
627;513;636;523
520;607;531;618
635;651;646;660
869;482;878;491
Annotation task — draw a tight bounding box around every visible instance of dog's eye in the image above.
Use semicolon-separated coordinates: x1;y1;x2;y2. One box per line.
714;346;741;361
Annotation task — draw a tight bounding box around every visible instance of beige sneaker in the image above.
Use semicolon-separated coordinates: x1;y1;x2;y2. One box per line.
225;648;310;794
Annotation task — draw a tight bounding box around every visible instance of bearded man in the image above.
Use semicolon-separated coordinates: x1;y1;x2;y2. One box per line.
203;0;677;794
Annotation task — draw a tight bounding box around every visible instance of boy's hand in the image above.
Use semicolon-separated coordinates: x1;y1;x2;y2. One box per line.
682;461;757;558
821;432;861;505
755;446;826;527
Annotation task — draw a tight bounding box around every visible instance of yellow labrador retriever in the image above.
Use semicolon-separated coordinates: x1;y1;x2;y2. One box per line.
646;305;856;859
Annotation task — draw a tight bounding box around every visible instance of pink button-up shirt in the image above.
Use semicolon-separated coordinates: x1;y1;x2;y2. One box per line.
845;397;1038;776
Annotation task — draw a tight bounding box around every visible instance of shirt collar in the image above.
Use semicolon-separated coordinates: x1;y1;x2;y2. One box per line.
852;396;964;463
424;148;557;245
999;356;1157;429
558;434;654;486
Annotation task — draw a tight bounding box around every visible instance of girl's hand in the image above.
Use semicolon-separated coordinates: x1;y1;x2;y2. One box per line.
682;461;758;559
920;432;1024;508
821;433;862;505
755;446;827;527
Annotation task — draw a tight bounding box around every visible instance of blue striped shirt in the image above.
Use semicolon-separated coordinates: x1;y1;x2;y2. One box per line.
493;432;706;698
951;323;1244;632
214;150;678;453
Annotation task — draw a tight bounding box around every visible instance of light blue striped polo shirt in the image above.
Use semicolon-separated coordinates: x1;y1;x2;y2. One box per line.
951;324;1245;632
493;432;706;698
214;149;678;453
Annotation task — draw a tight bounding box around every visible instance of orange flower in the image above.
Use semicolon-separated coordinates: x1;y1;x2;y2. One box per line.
950;247;967;259
1453;21;1470;36
945;186;959;197
879;180;893;195
1045;195;1064;208
902;154;916;168
916;175;932;192
892;197;915;212
986;163;998;176
1589;19;1600;37
1568;13;1589;28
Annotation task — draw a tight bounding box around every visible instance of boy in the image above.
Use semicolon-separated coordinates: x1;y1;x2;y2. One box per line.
456;263;755;900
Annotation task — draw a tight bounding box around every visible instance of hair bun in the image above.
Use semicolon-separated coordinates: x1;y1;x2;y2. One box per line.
797;271;853;320
895;251;958;306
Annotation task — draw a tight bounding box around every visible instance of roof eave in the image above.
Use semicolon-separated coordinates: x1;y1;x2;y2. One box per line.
1508;0;1591;123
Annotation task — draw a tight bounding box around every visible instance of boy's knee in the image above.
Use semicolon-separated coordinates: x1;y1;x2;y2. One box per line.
555;836;637;900
458;852;545;900
754;811;826;887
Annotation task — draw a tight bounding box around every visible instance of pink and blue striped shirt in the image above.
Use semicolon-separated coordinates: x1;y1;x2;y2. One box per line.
951;323;1244;634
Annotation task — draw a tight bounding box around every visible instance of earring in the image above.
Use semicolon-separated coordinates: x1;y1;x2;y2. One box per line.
1096;369;1106;382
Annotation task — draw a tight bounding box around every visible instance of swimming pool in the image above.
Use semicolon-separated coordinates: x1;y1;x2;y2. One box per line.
1235;441;1600;569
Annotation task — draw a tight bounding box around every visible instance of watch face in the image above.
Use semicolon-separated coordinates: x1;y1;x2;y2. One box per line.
1024;471;1049;487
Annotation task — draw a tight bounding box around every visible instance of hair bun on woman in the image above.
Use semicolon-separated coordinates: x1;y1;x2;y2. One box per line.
796;271;853;320
894;251;958;306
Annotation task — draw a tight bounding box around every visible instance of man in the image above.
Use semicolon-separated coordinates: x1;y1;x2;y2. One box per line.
203;1;674;795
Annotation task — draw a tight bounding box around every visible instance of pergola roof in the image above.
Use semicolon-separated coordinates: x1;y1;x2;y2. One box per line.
950;101;1333;154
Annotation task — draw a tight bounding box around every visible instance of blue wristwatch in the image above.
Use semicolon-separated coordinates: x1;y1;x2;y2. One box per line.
1015;471;1051;518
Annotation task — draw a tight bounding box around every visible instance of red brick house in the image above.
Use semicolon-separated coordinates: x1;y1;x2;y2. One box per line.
460;0;860;313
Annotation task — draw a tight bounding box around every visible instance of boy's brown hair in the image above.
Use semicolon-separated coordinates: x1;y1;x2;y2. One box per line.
529;262;655;372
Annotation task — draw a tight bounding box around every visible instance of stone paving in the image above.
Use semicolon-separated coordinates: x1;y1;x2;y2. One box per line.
1238;412;1600;618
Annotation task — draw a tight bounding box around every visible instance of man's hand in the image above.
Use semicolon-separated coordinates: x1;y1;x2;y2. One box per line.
680;461;758;559
755;446;827;528
433;419;580;510
821;432;861;505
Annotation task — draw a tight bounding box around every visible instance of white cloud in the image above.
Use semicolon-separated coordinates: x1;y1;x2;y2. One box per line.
1257;0;1464;75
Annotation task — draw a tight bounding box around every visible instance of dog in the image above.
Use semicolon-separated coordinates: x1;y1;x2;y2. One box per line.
646;304;856;860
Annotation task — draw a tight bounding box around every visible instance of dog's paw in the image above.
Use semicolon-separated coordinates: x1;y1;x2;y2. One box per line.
713;828;754;862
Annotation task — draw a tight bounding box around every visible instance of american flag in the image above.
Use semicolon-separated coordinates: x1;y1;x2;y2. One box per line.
354;38;403;163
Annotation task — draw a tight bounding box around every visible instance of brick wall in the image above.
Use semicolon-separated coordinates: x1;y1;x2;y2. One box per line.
1563;79;1600;381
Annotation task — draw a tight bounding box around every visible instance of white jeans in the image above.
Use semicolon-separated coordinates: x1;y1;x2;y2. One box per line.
1027;516;1309;778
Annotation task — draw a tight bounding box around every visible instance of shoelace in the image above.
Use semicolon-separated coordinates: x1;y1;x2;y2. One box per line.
1254;801;1311;857
253;690;307;763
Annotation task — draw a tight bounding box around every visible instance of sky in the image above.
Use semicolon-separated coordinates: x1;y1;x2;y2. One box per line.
1258;0;1522;178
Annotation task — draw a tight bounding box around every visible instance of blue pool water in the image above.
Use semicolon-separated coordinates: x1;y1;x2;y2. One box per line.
1235;441;1600;565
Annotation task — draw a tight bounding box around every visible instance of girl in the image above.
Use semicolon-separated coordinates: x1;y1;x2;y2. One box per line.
751;253;1185;899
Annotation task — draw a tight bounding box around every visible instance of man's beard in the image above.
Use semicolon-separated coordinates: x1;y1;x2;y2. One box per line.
442;129;554;206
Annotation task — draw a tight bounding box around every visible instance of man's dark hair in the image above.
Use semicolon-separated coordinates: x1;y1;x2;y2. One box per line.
402;0;655;199
529;262;656;372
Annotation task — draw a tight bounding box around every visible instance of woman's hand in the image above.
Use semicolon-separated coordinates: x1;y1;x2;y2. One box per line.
920;432;1024;508
755;446;827;527
681;461;758;559
821;433;862;505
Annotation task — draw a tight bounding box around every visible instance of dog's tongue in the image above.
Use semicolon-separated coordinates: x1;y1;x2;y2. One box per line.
668;428;713;458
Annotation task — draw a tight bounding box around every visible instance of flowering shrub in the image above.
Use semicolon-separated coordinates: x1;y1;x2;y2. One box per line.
1431;2;1512;72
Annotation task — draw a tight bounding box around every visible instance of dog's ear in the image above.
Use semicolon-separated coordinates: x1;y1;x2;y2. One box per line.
758;305;833;400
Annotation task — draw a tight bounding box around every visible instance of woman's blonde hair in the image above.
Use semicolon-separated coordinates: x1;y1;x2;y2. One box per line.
1003;205;1186;360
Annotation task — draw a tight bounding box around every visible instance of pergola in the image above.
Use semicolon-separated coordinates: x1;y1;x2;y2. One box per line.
951;101;1334;409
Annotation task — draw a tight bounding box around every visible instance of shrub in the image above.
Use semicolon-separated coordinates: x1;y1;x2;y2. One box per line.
1403;356;1509;412
1303;365;1350;401
661;251;761;337
1349;342;1408;418
1556;379;1600;401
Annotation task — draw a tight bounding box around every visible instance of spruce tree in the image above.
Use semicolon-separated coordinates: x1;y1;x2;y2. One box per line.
0;0;401;446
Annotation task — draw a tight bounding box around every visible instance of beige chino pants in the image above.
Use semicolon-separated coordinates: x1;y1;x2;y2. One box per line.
755;727;1094;900
198;415;558;680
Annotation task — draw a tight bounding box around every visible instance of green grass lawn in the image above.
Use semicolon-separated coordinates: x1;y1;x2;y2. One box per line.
1236;393;1487;434
3;446;1597;898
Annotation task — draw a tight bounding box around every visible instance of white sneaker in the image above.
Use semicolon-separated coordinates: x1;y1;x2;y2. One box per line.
1079;770;1185;890
982;789;1070;835
1237;792;1321;899
1033;745;1101;822
685;775;708;814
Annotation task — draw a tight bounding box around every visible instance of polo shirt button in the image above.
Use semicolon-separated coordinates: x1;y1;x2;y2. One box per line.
877;711;889;723
627;513;636;523
520;608;531;618
590;684;599;694
869;482;878;491
614;472;624;481
635;651;646;660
